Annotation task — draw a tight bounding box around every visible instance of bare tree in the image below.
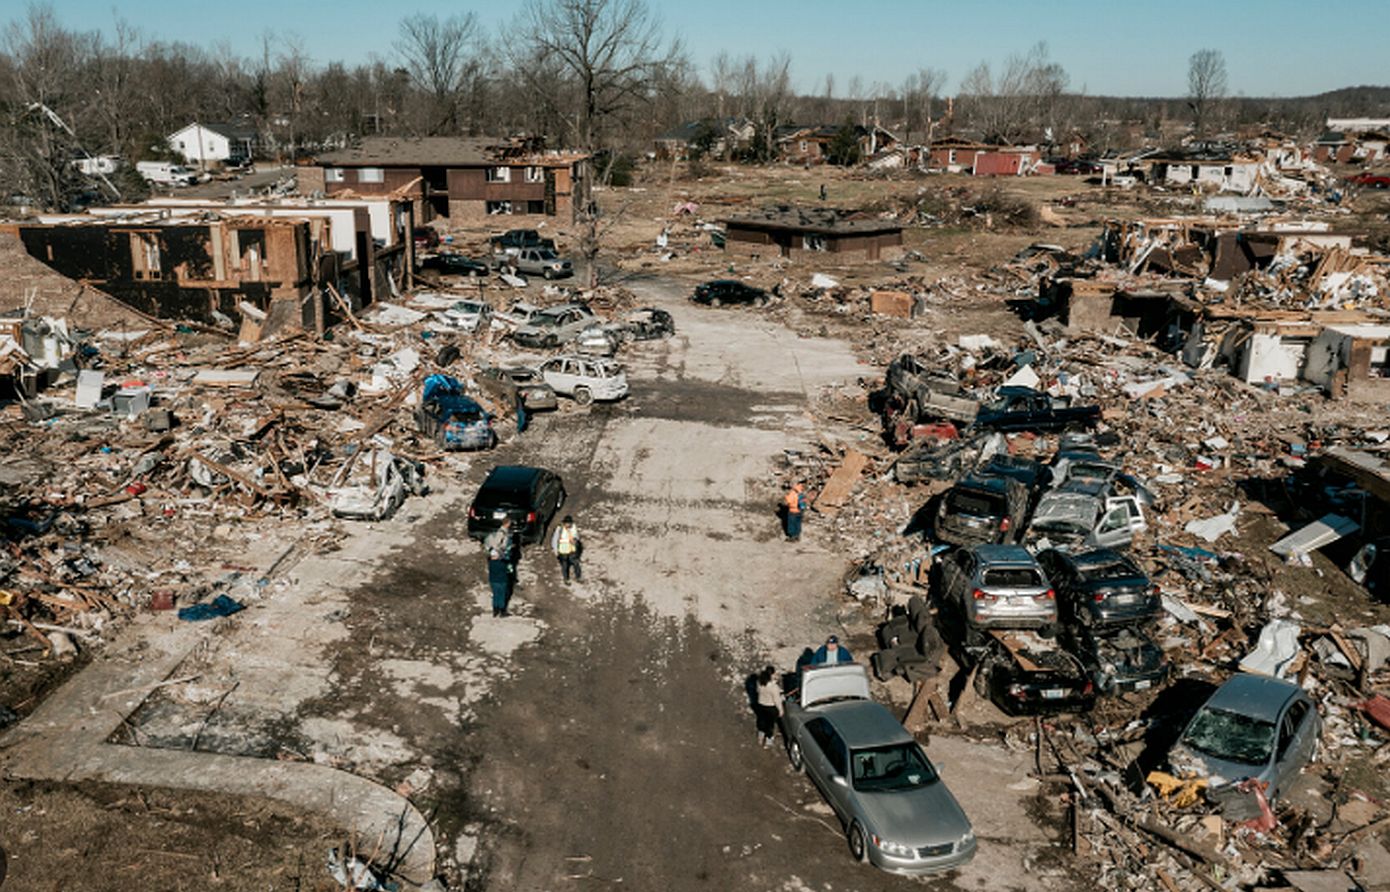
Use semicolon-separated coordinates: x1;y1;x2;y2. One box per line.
900;67;946;142
741;52;792;162
3;4;98;209
959;43;1068;144
514;0;682;149
395;12;479;135
1187;48;1227;136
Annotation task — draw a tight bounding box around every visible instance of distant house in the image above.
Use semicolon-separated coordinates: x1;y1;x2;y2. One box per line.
1149;153;1261;193
306;136;590;223
653;118;754;160
925;138;1045;175
721;205;903;260
1313;130;1390;165
777;124;897;165
925;137;991;171
167;122;258;168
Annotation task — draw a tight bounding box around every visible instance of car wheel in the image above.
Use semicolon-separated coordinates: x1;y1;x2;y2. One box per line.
848;822;868;863
573;386;593;406
543;268;555;280
544;334;559;348
755;295;768;307
787;739;804;773
709;296;722;308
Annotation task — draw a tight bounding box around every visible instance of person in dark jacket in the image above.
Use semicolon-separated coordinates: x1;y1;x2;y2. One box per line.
810;635;853;665
484;518;515;617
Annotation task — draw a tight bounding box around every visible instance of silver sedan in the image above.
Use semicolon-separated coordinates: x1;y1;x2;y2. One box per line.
781;664;976;874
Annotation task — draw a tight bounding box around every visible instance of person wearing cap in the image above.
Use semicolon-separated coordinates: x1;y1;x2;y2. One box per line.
810;635;853;665
550;514;582;583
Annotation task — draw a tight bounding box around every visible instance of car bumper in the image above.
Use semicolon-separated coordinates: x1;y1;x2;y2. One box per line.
522;393;559;411
441;426;494;450
1101;666;1169;695
1090;598;1161;625
868;836;976;875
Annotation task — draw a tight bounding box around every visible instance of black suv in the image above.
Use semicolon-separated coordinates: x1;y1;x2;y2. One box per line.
466;465;567;544
932;473;1029;547
1035;548;1159;627
419;253;489;277
691;280;768;307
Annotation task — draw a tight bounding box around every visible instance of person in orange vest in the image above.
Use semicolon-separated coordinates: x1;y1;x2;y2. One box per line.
783;482;807;541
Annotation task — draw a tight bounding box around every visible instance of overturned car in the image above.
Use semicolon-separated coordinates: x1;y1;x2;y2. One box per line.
414;374;497;450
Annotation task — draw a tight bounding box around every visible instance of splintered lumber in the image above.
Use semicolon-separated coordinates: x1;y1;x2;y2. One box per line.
812;449;868;515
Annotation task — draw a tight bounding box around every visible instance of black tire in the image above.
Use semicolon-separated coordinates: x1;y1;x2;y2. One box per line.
710;296;722;308
848;822;868;863
573;386;593;406
543;268;555;280
787;738;804;773
871;650;895;680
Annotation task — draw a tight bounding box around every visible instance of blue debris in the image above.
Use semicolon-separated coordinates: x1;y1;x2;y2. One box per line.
177;594;245;622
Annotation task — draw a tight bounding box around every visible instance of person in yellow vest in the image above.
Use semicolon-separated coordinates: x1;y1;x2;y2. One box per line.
783;482;807;541
551;514;582;583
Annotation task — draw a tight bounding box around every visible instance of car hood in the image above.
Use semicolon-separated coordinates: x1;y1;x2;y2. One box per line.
856;782;972;847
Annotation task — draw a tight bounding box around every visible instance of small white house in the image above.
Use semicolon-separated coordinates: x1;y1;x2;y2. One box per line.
1158;158;1260;193
166;122;256;168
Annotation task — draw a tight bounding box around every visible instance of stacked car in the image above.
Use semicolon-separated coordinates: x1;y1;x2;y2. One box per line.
884;386;1169;714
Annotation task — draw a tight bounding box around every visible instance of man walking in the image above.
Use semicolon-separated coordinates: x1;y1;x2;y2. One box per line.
484;518;514;617
551;515;582;583
783;482;807;541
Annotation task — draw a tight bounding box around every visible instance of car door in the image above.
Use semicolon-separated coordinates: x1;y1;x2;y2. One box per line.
804;718;853;820
542;358;575;394
1272;699;1314;796
1090;504;1136;549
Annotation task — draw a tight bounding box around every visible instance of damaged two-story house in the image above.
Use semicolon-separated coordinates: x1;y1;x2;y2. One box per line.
302;136;590;224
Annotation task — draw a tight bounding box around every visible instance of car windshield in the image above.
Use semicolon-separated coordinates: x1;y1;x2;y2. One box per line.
1068;462;1114;481
451;301;485;314
1182;706;1276;765
851;742;938;792
981;567;1042;587
946;491;1003;517
1030;518;1089;537
1077;559;1137;582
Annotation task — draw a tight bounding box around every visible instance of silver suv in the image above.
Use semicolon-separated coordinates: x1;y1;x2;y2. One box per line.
937;544;1056;647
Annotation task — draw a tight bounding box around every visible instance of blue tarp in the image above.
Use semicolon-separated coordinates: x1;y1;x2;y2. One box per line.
177;594;245;622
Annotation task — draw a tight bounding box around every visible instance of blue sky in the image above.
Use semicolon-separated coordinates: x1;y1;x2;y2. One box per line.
31;0;1388;97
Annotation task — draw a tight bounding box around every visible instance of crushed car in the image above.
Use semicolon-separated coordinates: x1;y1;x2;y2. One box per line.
883;354;979;426
1167;673;1321;817
429;298;492;333
971;386;1100;433
1036;547;1161;627
1024;480;1146;552
937;544;1057;648
971;629;1096;716
538;355;629;404
414;374;496;450
1062;623;1169;695
932;473;1029;547
475;365;558;411
620;306;675;340
322;448;427;521
512;303;597;348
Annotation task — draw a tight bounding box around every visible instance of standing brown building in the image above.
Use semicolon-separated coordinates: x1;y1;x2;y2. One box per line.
304;137;590;224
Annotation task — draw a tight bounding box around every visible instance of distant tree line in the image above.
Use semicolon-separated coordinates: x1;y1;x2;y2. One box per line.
2;0;1387;210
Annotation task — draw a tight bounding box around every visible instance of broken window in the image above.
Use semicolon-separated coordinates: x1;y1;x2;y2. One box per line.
802;235;826;252
486;201;512;215
130;231;161;280
524;166;543;183
325;167;345;183
358;167;384;184
486;167;511;183
1182;707;1275;765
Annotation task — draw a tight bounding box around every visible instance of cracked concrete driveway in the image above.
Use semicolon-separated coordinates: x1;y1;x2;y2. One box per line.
3;273;1087;891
